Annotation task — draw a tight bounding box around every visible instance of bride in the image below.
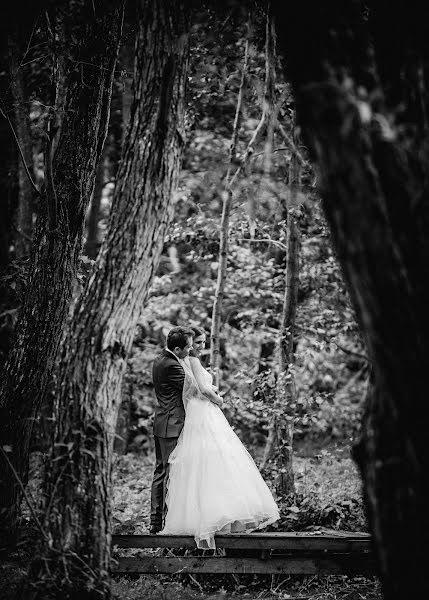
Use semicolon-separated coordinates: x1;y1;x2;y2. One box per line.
161;326;280;549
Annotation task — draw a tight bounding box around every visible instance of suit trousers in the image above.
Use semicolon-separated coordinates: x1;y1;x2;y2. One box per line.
150;435;178;528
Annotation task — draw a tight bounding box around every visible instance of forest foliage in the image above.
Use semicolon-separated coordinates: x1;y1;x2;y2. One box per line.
0;0;368;512
114;6;367;457
0;4;367;447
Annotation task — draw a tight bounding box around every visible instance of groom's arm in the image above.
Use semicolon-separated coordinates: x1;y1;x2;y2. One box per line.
167;361;185;390
188;357;223;407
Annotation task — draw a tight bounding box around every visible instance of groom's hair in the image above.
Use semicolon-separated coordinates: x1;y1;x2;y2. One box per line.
166;326;194;350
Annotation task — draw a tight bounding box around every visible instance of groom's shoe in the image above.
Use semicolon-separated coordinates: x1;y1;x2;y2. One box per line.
149;525;161;534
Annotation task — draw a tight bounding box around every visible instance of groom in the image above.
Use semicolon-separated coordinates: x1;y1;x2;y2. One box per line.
149;326;194;534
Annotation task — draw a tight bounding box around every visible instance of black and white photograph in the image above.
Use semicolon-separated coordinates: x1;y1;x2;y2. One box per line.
0;1;426;599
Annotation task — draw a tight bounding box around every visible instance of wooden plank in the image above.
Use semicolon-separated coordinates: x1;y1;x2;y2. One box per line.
112;532;372;552
112;555;376;575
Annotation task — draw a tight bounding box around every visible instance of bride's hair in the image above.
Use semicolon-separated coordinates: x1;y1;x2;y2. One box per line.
189;325;206;358
191;325;206;338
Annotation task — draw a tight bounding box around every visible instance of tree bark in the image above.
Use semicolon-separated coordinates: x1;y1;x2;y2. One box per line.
119;38;135;147
114;378;131;454
84;156;105;259
0;0;124;545
29;2;190;597
0;112;16;276
8;32;35;259
273;2;429;597
261;121;300;496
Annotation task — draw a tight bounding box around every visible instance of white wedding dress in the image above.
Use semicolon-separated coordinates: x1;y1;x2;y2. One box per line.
161;356;279;549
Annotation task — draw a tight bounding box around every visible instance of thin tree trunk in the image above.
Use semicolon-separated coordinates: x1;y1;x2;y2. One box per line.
256;339;276;378
0;0;124;546
256;9;298;494
8;33;34;259
0;111;18;370
274;135;300;496
273;3;429;597
0;112;15;276
210;26;249;386
114;378;131;454
261;121;300;496
210;7;282;384
85;156;105;259
29;2;190;597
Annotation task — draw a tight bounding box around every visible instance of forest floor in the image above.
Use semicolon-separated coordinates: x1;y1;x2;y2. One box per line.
111;440;382;600
0;440;381;600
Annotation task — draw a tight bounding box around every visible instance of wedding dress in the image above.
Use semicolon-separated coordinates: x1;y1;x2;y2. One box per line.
161;356;279;549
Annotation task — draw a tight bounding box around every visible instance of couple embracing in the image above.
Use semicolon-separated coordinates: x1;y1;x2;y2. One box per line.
150;325;279;549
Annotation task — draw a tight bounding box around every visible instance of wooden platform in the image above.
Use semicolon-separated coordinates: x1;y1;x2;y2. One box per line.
112;531;376;575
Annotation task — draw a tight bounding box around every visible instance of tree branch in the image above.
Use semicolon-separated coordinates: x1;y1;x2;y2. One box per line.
276;121;309;168
227;9;285;190
237;237;287;251
296;324;369;362
211;18;251;385
250;146;289;160
333;340;369;363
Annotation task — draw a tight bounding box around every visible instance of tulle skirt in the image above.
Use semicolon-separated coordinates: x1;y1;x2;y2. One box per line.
161;397;280;549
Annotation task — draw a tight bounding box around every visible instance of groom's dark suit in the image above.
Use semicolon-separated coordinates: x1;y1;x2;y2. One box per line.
150;349;186;531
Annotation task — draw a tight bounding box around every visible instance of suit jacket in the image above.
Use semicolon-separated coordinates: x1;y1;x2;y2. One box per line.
152;349;185;438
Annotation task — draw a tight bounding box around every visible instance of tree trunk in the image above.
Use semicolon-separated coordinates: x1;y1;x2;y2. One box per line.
210;29;249;386
0;0;124;546
119;39;135;146
85;156;105;259
0;108;18;369
29;2;190;597
257;339;276;378
0;110;16;276
262;123;300;496
114;378;131;455
273;3;429;597
8;32;35;259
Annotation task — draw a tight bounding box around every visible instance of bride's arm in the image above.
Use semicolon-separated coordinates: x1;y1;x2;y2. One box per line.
188;357;223;407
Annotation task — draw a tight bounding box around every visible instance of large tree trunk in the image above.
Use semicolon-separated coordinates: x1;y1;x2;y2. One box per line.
29;2;190;597
0;0;124;546
273;2;429;598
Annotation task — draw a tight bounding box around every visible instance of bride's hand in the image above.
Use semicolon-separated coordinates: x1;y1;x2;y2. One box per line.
211;395;223;408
